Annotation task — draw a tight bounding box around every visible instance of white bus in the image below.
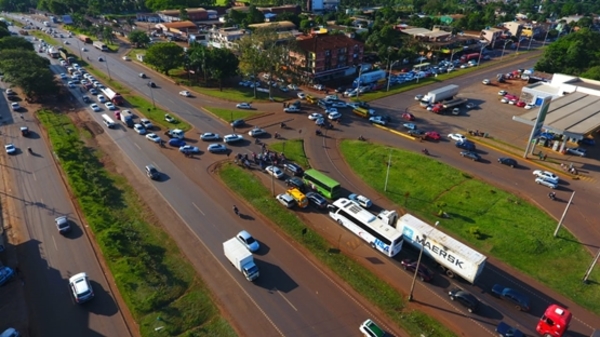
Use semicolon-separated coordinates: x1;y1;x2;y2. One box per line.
328;198;403;257
101;114;115;128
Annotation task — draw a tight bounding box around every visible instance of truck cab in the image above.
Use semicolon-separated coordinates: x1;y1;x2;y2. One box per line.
536;304;571;337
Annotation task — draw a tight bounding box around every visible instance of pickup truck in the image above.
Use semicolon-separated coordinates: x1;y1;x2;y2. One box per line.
491;284;530;311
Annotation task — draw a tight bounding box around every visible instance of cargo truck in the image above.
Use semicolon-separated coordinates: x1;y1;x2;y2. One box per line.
536;304;571;337
420;84;460;107
223;238;259;281
119;113;134;128
78;34;92;44
93;40;108;51
100;88;124;105
353;70;387;87
378;212;487;283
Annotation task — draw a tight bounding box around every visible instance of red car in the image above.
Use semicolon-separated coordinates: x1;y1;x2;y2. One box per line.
402;112;415;121
425;131;441;141
516;101;526;107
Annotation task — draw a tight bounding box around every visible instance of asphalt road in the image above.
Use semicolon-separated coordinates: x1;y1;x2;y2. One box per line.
0;93;130;334
12;16;390;336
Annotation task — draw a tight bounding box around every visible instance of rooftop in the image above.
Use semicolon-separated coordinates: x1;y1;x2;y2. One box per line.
160;21;198;29
296;34;362;53
248;21;296;30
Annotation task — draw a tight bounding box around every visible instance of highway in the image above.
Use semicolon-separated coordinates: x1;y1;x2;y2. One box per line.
10;15;391;336
9;14;600;337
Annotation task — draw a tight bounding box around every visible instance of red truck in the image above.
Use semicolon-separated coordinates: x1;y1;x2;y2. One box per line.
460;53;479;62
78;34;92;44
536;304;571;337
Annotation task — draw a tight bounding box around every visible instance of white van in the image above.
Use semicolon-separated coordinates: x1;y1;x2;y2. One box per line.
101;114;116;128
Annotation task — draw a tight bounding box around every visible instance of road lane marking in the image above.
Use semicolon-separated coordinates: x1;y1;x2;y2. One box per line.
32;173;37;181
52;236;58;251
134;143;141;150
275;288;297;311
192;202;205;216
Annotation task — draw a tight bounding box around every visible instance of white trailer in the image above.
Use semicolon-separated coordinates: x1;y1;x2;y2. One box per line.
396;214;486;283
223;238;259;282
420;84;460;107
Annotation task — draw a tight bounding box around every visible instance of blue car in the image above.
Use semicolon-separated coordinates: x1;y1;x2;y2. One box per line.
0;266;14;286
455;140;476;151
168;138;186;147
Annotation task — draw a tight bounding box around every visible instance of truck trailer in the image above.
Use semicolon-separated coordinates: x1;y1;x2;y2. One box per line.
223;238;259;282
100;88;124;105
353;70;387;87
420;84;459;107
78;34;92;44
93;40;108;51
378;212;487;283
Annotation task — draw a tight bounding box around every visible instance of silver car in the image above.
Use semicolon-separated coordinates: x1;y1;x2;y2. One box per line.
535;177;557;189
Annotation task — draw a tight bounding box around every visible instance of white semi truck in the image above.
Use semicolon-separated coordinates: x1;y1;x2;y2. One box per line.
223;238;259;282
377;211;487;283
419;84;460;107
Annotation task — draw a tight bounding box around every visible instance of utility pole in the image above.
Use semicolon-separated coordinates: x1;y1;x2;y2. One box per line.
583;249;600;284
554;191;575;237
384;150;392;192
408;222;438;301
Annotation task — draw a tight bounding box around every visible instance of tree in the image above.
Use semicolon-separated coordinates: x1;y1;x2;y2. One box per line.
129;30;151;48
101;26;114;43
179;8;189;21
536;29;600;75
144;42;184;75
0;36;34;51
0;50;59;99
207;48;239;90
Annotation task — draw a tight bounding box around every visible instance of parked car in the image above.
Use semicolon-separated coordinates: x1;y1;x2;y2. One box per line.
566;147;587;157
448;288;480;313
165;114;176;123
348;193;372;208
200;133;220;141
306;192;328;209
230;119;245;127
491;284;531;311
276;193;296;208
207;144;228;153
4;144;16;155
498;157;517;167
10;102;20;111
460;151;481;161
482;79;490;85
401;112;415;121
133;124;147;135
179;145;200;153
400;259;434;282
236;230;260;252
308;113;323;121
168;138;186;147
236;102;252;109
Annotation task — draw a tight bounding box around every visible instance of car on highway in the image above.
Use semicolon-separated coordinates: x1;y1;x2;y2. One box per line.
495;322;524;337
122;56;130;61
69;272;94;303
460;151;481;161
67;81;76;88
535;177;558;189
147;81;156;88
285;176;305;191
179;145;200;153
283;162;304;177
168;138;186;147
328;111;342;120
448;288;479;313
4;144;16;155
236;230;260;252
400;259;434;282
408;129;426;138
402;123;417;130
59;73;68;80
369;116;387;126
140;119;153;130
20;126;29;137
200;133;220;141
425;131;441;141
104;102;116;110
81;96;92;104
10;102;20;111
236;102;252;109
414;94;423;100
90;103;101;112
284;106;301;113
359;319;386;337
532;170;559;184
482;79;490;85
348;193;372;208
0;267;15;286
230;119;245;127
331;102;346;108
133;124;147;135
566;147;586;157
401;112;415;121
179;90;191;97
89;88;99;95
306;192;328;209
455;140;476;151
266;165;284;179
248;127;266;137
224;134;244;143
54;216;71;234
207;144;228;153
145;133;161;143
97;95;106;103
308;113;323;120
297;92;306;99
498;157;517;167
491;284;530;311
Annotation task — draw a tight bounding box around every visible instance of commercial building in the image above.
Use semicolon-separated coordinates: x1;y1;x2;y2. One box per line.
158;8;218;23
503;21;523;38
481;27;504;44
207;27;246;49
290;33;363;81
156;21;198;36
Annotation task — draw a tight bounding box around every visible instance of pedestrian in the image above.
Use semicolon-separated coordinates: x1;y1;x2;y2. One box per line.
282;102;286;108
543;154;547;161
226;151;230;158
538;151;543;160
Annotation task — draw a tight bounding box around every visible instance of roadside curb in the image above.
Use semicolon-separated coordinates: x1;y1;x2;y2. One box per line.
373;123;416;140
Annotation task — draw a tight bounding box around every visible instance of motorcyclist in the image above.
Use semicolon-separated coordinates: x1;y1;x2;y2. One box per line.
280;122;286;128
422;148;429;155
548;192;556;200
27;147;32;153
233;205;239;215
358;135;365;141
315;129;322;136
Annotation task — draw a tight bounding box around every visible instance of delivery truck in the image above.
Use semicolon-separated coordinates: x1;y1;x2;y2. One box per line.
223;238;259;282
420;84;460;107
93;40;108;51
353;70;387;87
378;212;487;283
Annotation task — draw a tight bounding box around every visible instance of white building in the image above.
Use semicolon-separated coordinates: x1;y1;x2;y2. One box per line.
207;27;246;49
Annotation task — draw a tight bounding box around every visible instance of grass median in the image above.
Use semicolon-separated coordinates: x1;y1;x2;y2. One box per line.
269;140;310;168
339;140;600;314
218;162;456;337
204;107;262;123
37;109;235;337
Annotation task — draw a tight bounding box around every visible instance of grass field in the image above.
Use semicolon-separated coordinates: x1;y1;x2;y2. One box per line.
339;140;600;314
37;110;235;337
188;85;288;103
127;95;191;131
269;139;310;168
219;163;456;337
205;107;261;123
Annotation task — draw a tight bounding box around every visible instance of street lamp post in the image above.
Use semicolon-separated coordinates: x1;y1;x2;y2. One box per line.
408;221;439;302
105;59;112;80
528;35;534;50
543;26;551;46
356;64;363;99
477;43;488;67
145;81;155;108
386;60;399;92
449;49;457;64
501;41;511;60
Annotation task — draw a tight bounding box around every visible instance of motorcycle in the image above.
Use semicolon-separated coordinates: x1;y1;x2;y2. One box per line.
27;147;33;154
548;192;556;200
421;149;429;155
358;135;365;141
315;130;322;136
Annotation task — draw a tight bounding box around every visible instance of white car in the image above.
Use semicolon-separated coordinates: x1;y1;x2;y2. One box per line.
67;81;75;88
297;92;306;100
535;177;557;189
324;108;338;114
498;90;508;96
325;94;339;101
97;95;106;103
532;170;559;184
179;90;191;97
369;116;387;126
284;106;301;113
236;230;260;252
328;111;342;120
140;118;153;129
448;133;467;142
145;133;161;143
10;102;20;111
482;79;491;85
133;124;147;135
524;104;535;110
59;73;68;80
200;133;220;141
122;56;130;61
179;145;200;153
4;143;16;154
266;165;284;179
207;144;228;153
331;102;347;108
69;272;94;304
104;102;116;110
414;94;423;101
236;102;252;109
90;104;101;112
248;128;266;137
308;113;323;120
81;47;87;52
224;134;244;143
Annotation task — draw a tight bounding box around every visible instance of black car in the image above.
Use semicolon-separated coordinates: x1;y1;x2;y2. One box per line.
285;176;305;191
455;140;476;151
82;96;92;103
335;86;345;93
145;164;160;180
306;192;328;209
448;289;479;313
230;119;245;127
283;163;304;177
498;157;517;167
460;151;481;161
148;81;156;88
